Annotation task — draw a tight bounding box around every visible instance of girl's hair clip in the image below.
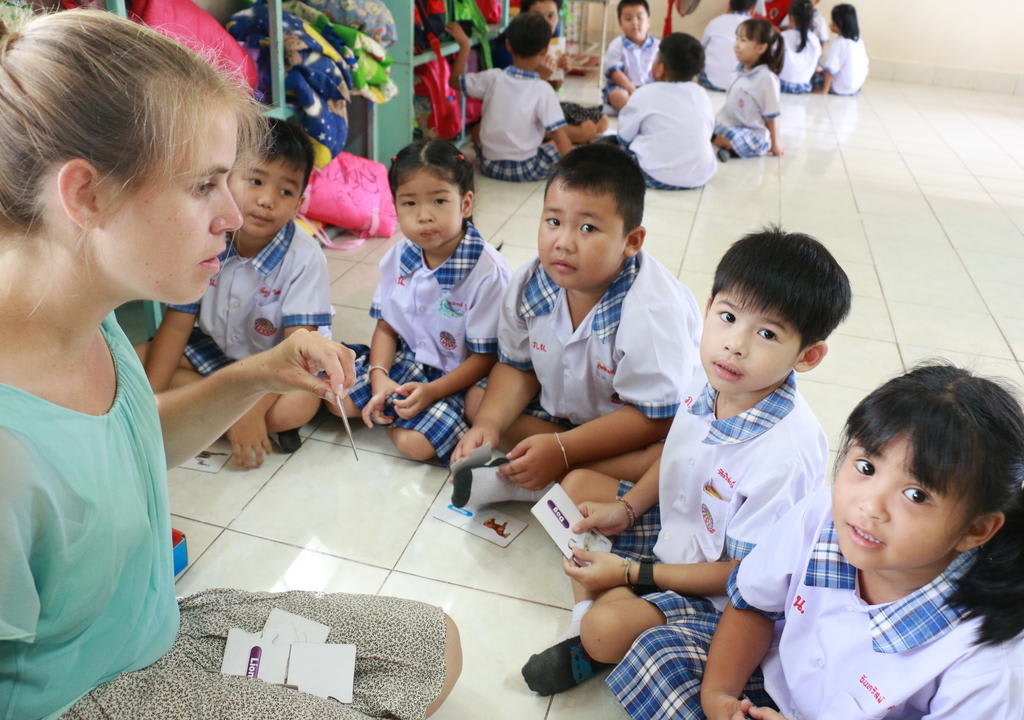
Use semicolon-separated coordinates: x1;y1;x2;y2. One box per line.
457;153;465;160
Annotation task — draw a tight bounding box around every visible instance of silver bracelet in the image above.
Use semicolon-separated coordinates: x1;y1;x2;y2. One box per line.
368;364;390;377
553;432;570;470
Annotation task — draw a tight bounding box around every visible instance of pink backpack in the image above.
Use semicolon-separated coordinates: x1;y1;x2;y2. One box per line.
413;35;463;140
303;152;396;239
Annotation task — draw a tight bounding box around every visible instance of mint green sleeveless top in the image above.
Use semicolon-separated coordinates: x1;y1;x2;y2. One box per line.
0;315;179;719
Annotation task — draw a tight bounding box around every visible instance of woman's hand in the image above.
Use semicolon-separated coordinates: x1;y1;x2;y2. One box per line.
561;549;628;592
241;329;355;402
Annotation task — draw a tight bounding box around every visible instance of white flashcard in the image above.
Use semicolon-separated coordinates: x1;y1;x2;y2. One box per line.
531;484;612;560
181;448;230;473
431;501;527;547
220;628;290;684
263;608;330;646
287;642;357;703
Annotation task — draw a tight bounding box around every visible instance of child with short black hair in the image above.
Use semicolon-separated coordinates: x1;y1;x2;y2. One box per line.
712;18;784;160
331;140;509;463
143;117;331;468
813;3;868;96
779;0;822;94
521;228;851;717
699;0;757;92
703;364;1024;720
450;143;703;506
449;13;571;182
616;32;716;190
603;0;659;111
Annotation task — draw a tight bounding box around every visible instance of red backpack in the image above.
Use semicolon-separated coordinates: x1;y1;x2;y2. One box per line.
475;0;502;23
413;0;462;139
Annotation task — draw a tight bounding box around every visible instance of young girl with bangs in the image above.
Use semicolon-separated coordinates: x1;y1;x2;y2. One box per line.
702;364;1024;720
711;18;784;161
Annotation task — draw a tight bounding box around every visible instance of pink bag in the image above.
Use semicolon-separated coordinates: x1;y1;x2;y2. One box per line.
303;152;396;238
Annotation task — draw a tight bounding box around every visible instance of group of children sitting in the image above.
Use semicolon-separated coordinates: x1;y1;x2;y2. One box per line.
144;94;1024;715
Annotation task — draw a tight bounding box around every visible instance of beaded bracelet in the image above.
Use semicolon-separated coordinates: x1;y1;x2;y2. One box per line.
617;497;637;528
553;432;570;470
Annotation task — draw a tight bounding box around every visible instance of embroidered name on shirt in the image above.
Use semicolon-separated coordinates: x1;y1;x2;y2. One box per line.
258;287;282;298
684;395;694;408
532;341;548;352
717;468;735;488
792;595;807;614
859;675;886;705
397;277;406;286
596;362;614;375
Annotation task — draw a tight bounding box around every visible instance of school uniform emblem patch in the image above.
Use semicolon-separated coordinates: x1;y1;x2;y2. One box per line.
439;298;465;318
701;503;715;533
254;318;276;336
439;331;458;351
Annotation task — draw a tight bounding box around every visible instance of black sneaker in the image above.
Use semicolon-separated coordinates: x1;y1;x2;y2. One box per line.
276;429;302;453
716;147;731;163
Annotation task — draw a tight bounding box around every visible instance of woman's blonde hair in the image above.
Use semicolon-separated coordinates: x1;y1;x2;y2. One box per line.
0;9;265;234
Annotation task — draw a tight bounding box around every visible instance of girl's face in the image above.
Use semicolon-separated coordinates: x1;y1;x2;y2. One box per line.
531;0;560;33
734;30;767;68
831;437;988;604
394;168;472;267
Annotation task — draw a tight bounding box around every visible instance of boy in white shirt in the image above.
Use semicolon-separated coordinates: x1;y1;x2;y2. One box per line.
449;144;703;507
520;228;852;716
616;32;716;190
449;13;570;182
141;119;331;468
603;0;660;111
699;0;756;92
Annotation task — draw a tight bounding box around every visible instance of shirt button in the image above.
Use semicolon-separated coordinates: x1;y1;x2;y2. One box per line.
815;658;825;668
229;299;240;309
418;306;426;313
687;459;695;467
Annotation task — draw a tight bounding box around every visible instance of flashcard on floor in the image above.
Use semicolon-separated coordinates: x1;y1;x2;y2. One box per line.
221;628;290;684
431;500;527;547
287;642;356;703
181;448;230;473
531;484;612;560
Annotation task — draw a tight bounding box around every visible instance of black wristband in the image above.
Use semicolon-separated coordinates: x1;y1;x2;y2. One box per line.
631;558;658;596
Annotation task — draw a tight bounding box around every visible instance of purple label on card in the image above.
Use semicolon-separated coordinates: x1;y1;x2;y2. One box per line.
547;500;569;528
247;646;262;678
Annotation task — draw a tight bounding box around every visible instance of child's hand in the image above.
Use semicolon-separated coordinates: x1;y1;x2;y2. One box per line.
499;433;566;489
392;381;437;419
538;54;557;80
561;548;625;592
702;693;754;720
557;53;570;70
746;705;788;720
240;328;355;403
451;425;500;466
770;143;784;156
226;410;272;469
362;380;400;427
445;21;470;46
573;500;631;536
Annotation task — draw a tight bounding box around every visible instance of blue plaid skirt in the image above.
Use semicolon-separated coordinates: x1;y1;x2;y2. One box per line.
612;136;695;191
698;71;727;92
810;71;861;95
780;79;813;94
611;479;662;561
346;343;467;462
182;327;234;376
479;143;561;182
713;124;770;158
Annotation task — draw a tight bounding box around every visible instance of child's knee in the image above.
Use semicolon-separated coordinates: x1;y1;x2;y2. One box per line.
562;469;597;501
580;603;627;662
266;391;321;431
390;428;436;462
464;386;485;422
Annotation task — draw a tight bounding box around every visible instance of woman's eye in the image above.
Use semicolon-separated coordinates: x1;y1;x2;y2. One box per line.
903;487;928;504
758;329;777;340
719;311;736;323
854;459;874;475
194;182;215;196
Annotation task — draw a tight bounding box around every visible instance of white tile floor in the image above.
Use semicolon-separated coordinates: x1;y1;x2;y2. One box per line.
172;74;1024;719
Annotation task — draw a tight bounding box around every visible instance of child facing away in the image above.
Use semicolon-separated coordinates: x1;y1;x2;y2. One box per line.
779;0;822;94
142;118;331;468
330;140;510;463
699;0;756;92
712;18;784;161
449;143;703;506
813;3;868;96
519;228;852;714
603;0;660;111
448;13;571;182
781;0;828;44
702;364;1024;720
616;32;717;190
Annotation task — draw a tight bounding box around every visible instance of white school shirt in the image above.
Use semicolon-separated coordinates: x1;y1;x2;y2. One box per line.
716;63;781;139
618;81;717;189
170;221;333;359
731;487;1024;720
780;28;822;86
370;223;510;373
603;34;660;90
823;36;869;95
461;67;566;162
782;9;829;44
701;12;748;90
653;372;826;611
497;252;701;425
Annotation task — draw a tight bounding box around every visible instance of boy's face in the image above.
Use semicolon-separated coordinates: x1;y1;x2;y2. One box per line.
619;4;650;45
701;291;825;408
229;157;305;244
532;0;560;33
538;182;643;297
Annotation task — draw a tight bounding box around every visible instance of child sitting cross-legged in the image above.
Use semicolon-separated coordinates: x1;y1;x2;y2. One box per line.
141;118;331;468
603;0;659;112
616;32;717;190
449;143;703;506
448;13;571;183
520;228;852;718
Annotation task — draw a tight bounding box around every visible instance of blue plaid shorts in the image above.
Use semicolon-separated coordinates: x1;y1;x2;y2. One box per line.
607;592;775;719
713;124;771;158
611;480;662;561
780;79;813;94
698;71;727;92
479;143;561;182
613;137;695;191
182;327;234;376
346;343;468;462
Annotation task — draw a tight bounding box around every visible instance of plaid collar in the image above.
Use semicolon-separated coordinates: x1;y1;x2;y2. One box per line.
622;34;656;50
805;521;979;654
224;221;294;276
398;222;484;289
690;371;796;445
504;66;540;80
518;256;640;342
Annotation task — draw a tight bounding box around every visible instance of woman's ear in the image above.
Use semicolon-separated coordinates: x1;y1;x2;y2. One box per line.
56;158;105;229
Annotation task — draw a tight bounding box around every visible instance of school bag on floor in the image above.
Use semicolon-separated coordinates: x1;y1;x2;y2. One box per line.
303;151;396;239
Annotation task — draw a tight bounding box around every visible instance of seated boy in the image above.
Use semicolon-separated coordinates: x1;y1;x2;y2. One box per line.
141;119;331;469
603;0;659;111
616;32;716;190
520;227;852;718
449;144;703;506
700;0;756;91
448;13;571;183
